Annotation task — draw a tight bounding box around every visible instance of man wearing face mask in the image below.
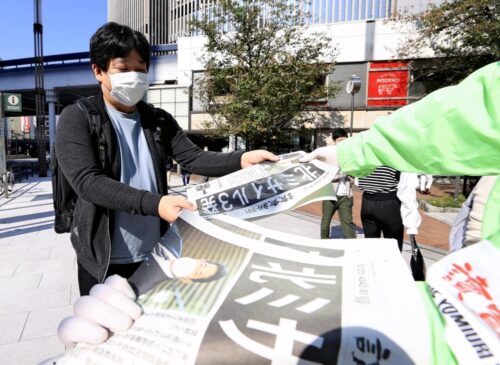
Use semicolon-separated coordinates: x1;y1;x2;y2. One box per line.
54;22;277;299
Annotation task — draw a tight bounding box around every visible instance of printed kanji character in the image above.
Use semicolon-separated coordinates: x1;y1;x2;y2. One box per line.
294;164;320;181
200;196;219;215
352;336;391;365
479;303;500;337
442;262;492;301
249;262;336;289
235;287;331;313
280;173;302;187
220;318;324;364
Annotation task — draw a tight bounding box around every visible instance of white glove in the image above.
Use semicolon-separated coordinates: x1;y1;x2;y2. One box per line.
299;146;339;167
58;275;142;346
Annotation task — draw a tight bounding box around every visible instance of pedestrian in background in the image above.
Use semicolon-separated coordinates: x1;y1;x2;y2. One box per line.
449;176;498;251
320;128;357;239
166;156;173;185
181;166;191;187
203;146;210;183
357;166;405;251
419;174;433;194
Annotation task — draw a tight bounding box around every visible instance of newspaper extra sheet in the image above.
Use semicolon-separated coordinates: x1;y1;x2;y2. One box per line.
187;151;338;219
49;211;431;365
426;240;500;365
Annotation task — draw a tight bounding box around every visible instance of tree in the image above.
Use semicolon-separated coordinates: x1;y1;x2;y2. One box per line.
395;0;499;87
191;0;337;149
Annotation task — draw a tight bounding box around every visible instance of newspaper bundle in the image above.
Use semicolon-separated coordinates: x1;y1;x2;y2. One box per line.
49;211;431;365
42;152;500;365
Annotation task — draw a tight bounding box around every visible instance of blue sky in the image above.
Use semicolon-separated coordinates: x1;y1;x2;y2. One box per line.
0;0;107;61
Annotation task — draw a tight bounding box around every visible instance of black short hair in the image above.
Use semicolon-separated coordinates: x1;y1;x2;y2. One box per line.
90;22;150;71
332;128;348;141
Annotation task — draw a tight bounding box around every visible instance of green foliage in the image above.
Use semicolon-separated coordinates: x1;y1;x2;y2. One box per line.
190;0;337;148
427;195;466;208
395;0;499;86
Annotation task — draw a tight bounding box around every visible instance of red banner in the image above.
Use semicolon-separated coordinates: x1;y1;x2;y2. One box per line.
367;61;409;107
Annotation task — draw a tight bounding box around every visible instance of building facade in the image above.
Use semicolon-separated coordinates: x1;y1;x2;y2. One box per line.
108;0;444;151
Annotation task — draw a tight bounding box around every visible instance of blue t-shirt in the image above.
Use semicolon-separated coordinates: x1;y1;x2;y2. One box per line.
106;104;161;264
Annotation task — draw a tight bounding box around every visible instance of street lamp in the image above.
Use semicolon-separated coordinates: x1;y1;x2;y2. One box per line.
346;75;361;137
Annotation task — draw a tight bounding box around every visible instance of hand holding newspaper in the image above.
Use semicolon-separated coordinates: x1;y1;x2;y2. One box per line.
187;151;339;219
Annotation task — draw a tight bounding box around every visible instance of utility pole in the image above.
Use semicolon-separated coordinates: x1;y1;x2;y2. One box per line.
346;75;361;137
34;0;47;177
0;94;6;176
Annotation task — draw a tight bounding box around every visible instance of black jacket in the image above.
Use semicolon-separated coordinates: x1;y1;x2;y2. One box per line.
55;93;243;281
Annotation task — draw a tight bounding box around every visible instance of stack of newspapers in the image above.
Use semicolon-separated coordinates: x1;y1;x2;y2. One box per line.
47;152;499;365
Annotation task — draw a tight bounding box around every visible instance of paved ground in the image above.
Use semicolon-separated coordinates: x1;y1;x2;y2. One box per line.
0;174;449;364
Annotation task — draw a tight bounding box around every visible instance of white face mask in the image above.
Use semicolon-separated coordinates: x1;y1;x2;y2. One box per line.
108;71;149;106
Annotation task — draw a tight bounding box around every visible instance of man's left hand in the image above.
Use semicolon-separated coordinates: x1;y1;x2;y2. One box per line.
241;150;279;168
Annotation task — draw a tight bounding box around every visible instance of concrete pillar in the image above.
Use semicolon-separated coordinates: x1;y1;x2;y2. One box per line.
45;89;56;155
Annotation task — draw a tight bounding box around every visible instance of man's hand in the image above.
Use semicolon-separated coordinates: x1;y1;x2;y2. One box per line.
158;195;196;223
241;150;279;168
57;275;142;346
299;146;339;167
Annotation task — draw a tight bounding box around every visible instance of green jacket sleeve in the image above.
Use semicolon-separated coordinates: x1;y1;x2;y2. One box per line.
337;62;500;247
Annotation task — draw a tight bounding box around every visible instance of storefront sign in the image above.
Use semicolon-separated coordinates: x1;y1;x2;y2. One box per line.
367;61;409;107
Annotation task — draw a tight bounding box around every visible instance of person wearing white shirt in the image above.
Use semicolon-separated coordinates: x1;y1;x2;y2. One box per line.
419;174;433;194
320;129;357;239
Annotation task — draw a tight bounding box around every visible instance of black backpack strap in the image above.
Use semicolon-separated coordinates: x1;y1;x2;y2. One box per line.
76;98;107;168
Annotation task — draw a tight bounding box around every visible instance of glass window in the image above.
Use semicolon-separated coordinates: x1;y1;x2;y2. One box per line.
161;102;176;115
148;89;161;103
380;0;386;17
176;102;189;116
347;0;352;21
353;0;359;20
161;89;175;101
321;0;327;23
175;88;189;102
176;116;189;130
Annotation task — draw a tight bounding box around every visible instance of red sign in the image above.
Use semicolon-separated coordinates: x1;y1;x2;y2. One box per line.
367;61;409;107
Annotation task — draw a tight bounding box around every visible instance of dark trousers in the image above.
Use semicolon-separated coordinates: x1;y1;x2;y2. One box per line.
320;196;357;239
360;194;404;251
181;172;191;186
77;261;143;296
